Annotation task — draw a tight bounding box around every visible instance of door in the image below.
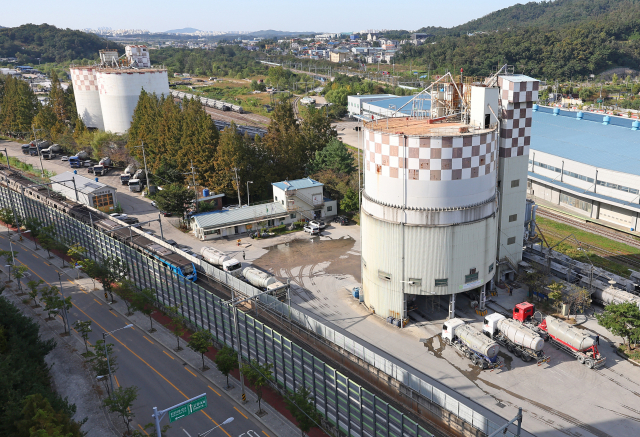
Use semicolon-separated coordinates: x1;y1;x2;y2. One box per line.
234;226;239;234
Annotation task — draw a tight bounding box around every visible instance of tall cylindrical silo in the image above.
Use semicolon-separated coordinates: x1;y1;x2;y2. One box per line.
97;69;169;134
69;67;104;130
361;118;499;320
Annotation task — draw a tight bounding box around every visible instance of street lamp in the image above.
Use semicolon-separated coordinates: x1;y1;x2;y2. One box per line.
197;417;234;437
103;324;133;396
246;181;253;206
58;271;71;334
96;375;111;397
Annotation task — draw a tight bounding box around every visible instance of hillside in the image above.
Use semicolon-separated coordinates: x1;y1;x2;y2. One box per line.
165;27;201;34
397;0;640;78
0;24;122;64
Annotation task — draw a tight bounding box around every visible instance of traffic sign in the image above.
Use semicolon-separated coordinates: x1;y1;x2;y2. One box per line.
168;395;207;423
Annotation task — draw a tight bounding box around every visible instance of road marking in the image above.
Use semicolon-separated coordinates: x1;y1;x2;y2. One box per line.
137;424;149;435
182;430;193;437
234;406;248;419
208;385;221;396
109;310;118;318
32;253;38;258
185;367;197;377
262;432;271;437
114;375;121;387
163;350;174;359
143;336;154;344
93;299;102;306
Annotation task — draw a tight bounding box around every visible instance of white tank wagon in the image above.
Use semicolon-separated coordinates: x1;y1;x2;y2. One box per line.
442;318;501;369
483;313;549;364
97;69;169;134
70;67;104;130
200;247;242;276
592;286;640;309
539;316;605;369
242;267;277;289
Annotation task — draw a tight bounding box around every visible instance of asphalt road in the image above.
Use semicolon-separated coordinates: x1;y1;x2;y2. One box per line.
0;233;274;437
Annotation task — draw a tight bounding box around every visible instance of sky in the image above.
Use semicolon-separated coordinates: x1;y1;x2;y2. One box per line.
3;0;527;33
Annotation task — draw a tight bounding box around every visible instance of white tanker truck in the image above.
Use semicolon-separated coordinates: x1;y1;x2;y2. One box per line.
591;286;640;309
538;316;606;369
200;247;242;277
242;267;277;289
483;313;549;364
442;319;502;369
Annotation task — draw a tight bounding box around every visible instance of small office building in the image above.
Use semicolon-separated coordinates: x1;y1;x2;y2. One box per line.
51;172;117;211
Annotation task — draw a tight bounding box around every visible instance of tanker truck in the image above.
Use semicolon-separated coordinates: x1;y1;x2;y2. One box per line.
442;319;501;369
242;267;277;290
200;247;242;277
483;313;549;364
93;157;112;176
538;316;606;369
120;164;137;185
591;286;640;309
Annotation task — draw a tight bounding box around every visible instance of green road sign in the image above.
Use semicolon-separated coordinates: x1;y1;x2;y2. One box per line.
168;395;207;423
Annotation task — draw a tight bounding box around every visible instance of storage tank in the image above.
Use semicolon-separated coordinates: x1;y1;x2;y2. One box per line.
544;316;595;351
243;267;277;289
456;324;499;359
497;318;544;352
97;68;169;134
201;247;230;266
592;286;640;309
70;67;104;130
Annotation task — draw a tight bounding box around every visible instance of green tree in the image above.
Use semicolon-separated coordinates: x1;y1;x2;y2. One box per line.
214;345;239;389
12;265;28;293
73;320;92;355
93;256;129;303
285;386;321;437
79;258;99;290
340;188;359;213
67;243;86;265
16;393;83;437
40;285;60;320
38;224;57;259
0;74;39;134
299;105;337;162
154;183;195;224
241;359;273;414
596;302;640;347
26;279;44;307
89;339;118;376
23;217;42;250
167;305;187;351
612;73;619;85
309;139;354;174
103;386;139;434
131;288;157;332
0;207;17;231
114;279;136;315
188;330;214;370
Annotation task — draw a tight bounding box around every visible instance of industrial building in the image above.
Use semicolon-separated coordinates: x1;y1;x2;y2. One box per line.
191;178;337;240
528;107;640;230
70;46;169;134
360;70;539;322
51;172;117;211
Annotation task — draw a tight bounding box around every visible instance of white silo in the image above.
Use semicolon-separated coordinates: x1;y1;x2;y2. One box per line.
361;76;500;322
69;67;104;130
97;69;169;134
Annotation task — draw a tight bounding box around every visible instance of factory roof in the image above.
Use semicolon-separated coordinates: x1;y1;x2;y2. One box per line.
191;202;288;230
531;106;640;176
365;95;431;115
51;172;114;194
272;178;324;191
363;118;493;137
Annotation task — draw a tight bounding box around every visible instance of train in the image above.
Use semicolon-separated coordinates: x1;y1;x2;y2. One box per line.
442;319;501;369
170;90;244;113
0;167;197;283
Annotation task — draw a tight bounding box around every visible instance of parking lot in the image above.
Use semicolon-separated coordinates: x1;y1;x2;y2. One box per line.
4;138;640;437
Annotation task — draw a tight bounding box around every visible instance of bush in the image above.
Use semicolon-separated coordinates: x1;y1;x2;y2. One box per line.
292;221;305;229
269;224;286;233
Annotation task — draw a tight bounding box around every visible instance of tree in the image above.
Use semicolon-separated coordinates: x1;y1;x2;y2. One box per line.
26;279;44;307
67;243;86;264
89;339;118;376
241;359;273;414
114;279;136;316
340;188;359;213
103;386;139;434
309;139;354;174
93;256;129;303
154;183;195;224
23;217;42;249
214;345;239;389
79;258;99;290
565;284;591;317
188;330;214;371
131;288;157;332
38;224;57;259
299;105;337;162
73;320;92;355
16;393;83;437
12;265;28;293
40;285;60;321
167;305;187;351
285;386;321;437
0;207;17;231
596;302;640;348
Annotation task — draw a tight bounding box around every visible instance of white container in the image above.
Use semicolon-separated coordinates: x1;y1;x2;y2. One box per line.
243;267;277;289
545;316;595;351
456;324;499;359
498;318;544;352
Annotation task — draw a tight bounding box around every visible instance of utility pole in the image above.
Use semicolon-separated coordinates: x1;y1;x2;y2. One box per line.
137;142;151;194
246;181;253;206
232;167;242;206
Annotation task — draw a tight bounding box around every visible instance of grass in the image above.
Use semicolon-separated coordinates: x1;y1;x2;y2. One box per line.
0;155;56;180
618;344;640;362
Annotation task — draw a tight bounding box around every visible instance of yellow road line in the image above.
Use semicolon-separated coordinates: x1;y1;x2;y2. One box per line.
208;385;221;396
163;350;174;359
137;424;149;435
262;431;272;437
185;367;197;377
93;299;102;306
142;336;154;344
114;375;121;387
32;253;38;258
234;406;248;419
110;311;118;318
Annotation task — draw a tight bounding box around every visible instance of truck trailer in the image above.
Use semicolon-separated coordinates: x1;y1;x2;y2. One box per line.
442;318;501;370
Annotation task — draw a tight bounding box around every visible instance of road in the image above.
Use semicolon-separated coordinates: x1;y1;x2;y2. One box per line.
0;233;275;437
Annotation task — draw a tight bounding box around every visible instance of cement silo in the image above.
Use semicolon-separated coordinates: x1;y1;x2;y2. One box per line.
97;69;169;134
69;67;104;130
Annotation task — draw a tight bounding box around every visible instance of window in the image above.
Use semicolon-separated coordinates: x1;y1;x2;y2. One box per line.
275;196;278;201
435;279;448;287
465;272;479;283
507;236;516;245
509;214;517;222
378;270;391;281
560;193;592;213
488;263;494;273
290;213;296;219
511;179;519;188
327;206;333;212
281;200;284;205
93;193;114;210
408;278;422;287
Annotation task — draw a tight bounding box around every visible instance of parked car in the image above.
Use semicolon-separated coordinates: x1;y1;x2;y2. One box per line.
333;216;350;225
164;239;178;247
309;220;326;229
303;225;320;235
151;200;157;208
121;217;139;225
110;213;126;219
60;156;69;162
160;211;172;217
87;167;94;174
83;160;93;167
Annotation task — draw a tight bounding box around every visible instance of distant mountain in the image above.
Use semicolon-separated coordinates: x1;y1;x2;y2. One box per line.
0;24;123;63
246;29;314;37
164;27;201;34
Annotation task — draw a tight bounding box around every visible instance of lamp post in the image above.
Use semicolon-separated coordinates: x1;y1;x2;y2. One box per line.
197;417;234;437
57;271;71;334
103;324;133;396
96;375;111;397
246;181;253;206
